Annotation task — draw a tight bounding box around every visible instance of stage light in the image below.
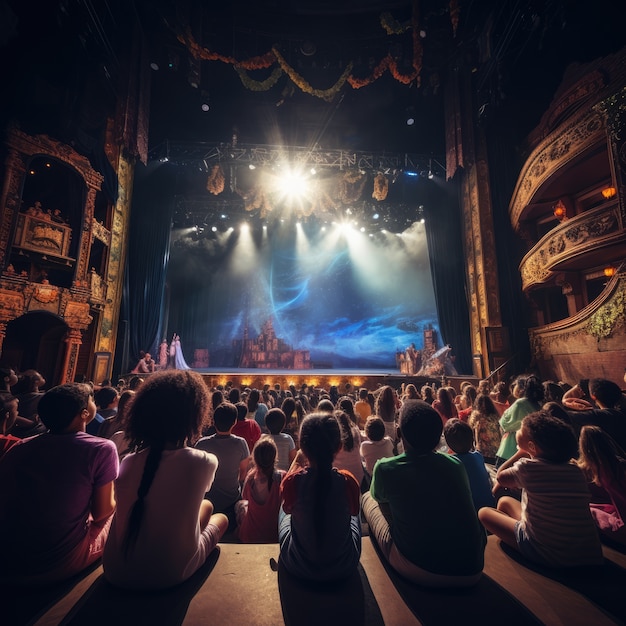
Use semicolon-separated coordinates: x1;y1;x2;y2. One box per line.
249;163;256;170
428;170;434;179
360;227;366;232
405;171;418;177
373;213;379;220
211;226;217;232
406;106;416;126
201;103;210;112
150;62;159;71
310;167;316;175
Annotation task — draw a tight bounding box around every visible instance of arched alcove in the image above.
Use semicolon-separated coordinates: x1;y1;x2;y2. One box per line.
1;312;68;386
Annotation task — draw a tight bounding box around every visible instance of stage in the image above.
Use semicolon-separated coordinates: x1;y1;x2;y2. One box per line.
121;368;478;394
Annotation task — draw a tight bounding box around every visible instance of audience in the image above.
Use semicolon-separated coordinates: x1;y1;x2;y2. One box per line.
232;400;262;453
333;409;365;489
278;413;361;581
0;383;118;584
265;407;297;471
362;400;485;587
495;375;544;468
103;370;227;589
479;411;603;567
444;418;495;511
354;387;372;428
236;437;285;543
0;393;20;460
468;394;502;464
360;416;394;477
194;402;250;530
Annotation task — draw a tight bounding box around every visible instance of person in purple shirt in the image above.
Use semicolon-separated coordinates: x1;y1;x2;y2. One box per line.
0;383;118;584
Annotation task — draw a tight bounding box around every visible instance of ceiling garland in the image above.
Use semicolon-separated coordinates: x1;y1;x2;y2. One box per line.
175;0;459;101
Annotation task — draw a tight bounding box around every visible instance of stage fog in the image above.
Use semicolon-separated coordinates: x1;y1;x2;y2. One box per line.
166;218;440;370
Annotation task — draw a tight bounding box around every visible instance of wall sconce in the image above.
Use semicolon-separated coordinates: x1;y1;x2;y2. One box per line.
553;199;567;221
601;186;617;199
603;265;616;278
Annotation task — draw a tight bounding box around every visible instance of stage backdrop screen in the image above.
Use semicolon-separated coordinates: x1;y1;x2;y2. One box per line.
166;220;440;370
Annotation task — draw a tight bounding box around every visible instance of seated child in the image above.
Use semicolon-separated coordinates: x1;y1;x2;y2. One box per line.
361;400;485;587
0;394;20;460
479;410;603;567
577;425;626;547
194;402;250;529
232;400;262;453
360;416;394;476
333;410;364;488
443;418;495;511
103;370;228;589
236;436;286;543
265;407;297;471
0;384;118;584
279;413;361;581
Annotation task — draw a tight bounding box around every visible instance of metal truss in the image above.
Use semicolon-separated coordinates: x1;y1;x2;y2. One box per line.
151;140;443;175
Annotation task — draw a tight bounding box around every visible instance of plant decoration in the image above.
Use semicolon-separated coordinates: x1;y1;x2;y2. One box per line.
586;279;626;339
206;164;225;195
234;65;283;91
171;0;442;101
272;47;353;103
372;172;389;201
380;12;411;35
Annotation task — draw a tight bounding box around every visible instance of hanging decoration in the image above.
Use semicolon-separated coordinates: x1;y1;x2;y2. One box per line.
337;170;367;204
172;0;457;100
272;47;353;103
206;164;225;195
372;172;389;201
234;65;283;91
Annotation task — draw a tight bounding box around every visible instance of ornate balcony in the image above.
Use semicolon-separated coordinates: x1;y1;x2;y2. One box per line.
519;204;624;291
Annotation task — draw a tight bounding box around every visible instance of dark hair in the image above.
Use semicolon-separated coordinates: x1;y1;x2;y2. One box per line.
399;400;443;454
116;389;136;426
128;376;144;391
522;410;577;463
281;397;296;419
421;385;435;404
589;379;623;408
247;388;261;413
473;394;497;416
337;396;356;423
543;401;572;424
543;381;564;404
228;387;241;404
334;410;355;452
316;398;335;413
37;383;92;433
211;390;224;409
95;386;118;409
359;387;368;400
12;369;45;394
443;418;473;454
578;425;626;490
462;385;477;407
265;407;286;434
123;370;210;555
376;385;397;422
213;402;238;432
252;436;278;491
492;381;509;403
235;401;248;421
364;416;385;442
516;375;544;405
298;413;341;547
435;387;457;420
403;384;419;400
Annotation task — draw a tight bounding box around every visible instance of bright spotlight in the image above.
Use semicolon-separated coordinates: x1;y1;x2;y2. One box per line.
211;226;217;232
310;167;316;175
249;164;256;170
276;169;309;199
373;213;379;220
420;218;425;224
428;170;434;180
240;222;250;233
360;227;366;233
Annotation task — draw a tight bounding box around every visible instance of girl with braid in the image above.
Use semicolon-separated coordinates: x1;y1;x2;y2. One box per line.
103;370;228;589
278;413;361;581
235;436;285;542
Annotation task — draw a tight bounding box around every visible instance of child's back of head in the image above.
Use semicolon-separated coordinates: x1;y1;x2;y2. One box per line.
522;410;577;463
265;408;286;434
213;402;238;433
38;383;92;433
252;436;279;487
299;412;341;467
364;416;385;442
399;400;443;454
444;418;474;454
235;401;248;422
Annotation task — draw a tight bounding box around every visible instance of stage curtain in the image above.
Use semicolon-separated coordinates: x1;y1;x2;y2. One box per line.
114;165;172;375
424;178;473;374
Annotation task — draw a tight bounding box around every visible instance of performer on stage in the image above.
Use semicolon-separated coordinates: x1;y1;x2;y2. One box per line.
132;352;155;374
169;333;191;370
157;338;168;370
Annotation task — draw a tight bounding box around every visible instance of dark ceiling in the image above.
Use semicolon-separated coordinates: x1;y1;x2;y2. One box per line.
1;0;625;168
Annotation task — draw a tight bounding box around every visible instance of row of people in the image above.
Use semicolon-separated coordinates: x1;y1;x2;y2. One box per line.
1;370;625;590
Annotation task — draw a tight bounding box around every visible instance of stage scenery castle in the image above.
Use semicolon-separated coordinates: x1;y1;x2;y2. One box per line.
233;319;311;369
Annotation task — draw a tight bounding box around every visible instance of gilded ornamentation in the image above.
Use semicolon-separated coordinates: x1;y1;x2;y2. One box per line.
510;110;605;227
33;284;59;304
586;281;626;339
519;206;621;290
0;289;25;321
92;220;111;245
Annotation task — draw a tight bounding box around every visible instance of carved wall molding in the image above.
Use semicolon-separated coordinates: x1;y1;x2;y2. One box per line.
509;109;605;228
91;219;112;245
529;273;625;360
519;205;622;290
